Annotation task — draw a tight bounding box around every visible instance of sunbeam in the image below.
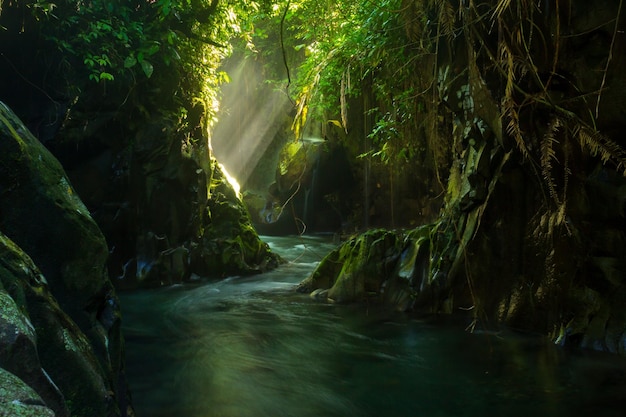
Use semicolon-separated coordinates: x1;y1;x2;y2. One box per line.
212;57;292;189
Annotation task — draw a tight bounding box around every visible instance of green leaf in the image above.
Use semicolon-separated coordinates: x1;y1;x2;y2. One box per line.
146;43;160;55
218;71;231;83
99;72;115;81
140;59;154;78
166;30;176;45
124;56;137;68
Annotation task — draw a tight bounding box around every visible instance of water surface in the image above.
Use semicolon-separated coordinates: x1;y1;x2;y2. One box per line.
121;235;626;417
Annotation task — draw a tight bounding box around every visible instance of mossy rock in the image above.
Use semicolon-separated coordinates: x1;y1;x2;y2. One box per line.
0;368;55;417
298;229;403;304
0;232;115;417
189;161;282;278
0;102;128;416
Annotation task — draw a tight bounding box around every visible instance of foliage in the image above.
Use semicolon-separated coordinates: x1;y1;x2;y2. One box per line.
5;0;262;126
244;0;626;313
269;0;626;205
254;0;454;180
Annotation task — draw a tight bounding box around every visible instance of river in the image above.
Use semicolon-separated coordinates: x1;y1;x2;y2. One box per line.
120;235;626;417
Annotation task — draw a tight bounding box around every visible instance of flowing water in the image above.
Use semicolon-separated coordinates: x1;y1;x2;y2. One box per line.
121;235;626;417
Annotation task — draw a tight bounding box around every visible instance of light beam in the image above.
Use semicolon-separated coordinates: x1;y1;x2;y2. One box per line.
211;57;292;190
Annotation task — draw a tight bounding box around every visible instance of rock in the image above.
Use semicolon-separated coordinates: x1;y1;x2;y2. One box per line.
0;102;131;416
0;232;116;417
298;229;403;304
382;225;433;311
0;367;55;417
62;114;281;288
298;225;440;312
310;288;329;300
190;163;282;278
0;278;68;417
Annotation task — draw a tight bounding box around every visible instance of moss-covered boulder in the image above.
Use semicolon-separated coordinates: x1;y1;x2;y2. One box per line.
297;229;399;303
0;233;121;417
0;368;55;417
190;163;282;277
0;283;68;417
0;102;131;416
299;228;432;309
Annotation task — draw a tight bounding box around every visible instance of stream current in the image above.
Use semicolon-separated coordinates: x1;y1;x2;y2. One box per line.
121;235;626;417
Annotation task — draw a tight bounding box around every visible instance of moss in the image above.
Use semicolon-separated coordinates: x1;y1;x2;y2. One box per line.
0;290;35;343
189;158;281;278
0;105;124;416
299;229;403;304
0;368;55;417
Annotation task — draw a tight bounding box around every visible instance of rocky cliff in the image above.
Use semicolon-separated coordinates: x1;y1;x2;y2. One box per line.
0;102;131;416
297;0;626;355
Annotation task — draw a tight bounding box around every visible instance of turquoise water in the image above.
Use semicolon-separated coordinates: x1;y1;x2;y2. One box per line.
120;236;626;417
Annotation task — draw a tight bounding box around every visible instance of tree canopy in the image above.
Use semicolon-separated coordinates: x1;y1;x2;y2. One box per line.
2;0;625;217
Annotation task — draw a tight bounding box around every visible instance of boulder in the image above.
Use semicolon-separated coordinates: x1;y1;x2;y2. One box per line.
190;163;282;278
0;233;118;416
0;102;131;416
57;108;280;288
297;225;440;311
0;367;55;417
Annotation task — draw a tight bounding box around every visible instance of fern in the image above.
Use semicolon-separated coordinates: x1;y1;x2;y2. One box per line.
492;0;534;20
502;96;530;159
438;0;456;40
575;125;626;174
540;116;562;205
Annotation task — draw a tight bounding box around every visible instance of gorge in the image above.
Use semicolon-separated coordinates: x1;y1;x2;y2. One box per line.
1;0;626;416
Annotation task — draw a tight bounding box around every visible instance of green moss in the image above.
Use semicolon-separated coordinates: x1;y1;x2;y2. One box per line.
0;290;35;341
0;368;55;417
299;229;403;303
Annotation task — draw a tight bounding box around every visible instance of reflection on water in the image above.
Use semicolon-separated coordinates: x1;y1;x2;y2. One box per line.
121;235;626;417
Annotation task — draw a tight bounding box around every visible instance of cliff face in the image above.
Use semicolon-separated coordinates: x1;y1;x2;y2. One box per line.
0;102;131;416
297;0;626;355
444;0;626;353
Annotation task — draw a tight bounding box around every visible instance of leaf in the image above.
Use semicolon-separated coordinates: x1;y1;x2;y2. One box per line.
167;30;176;45
99;72;114;81
124;56;137;68
146;42;160;56
140;59;154;78
540;116;562;204
218;71;231;83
